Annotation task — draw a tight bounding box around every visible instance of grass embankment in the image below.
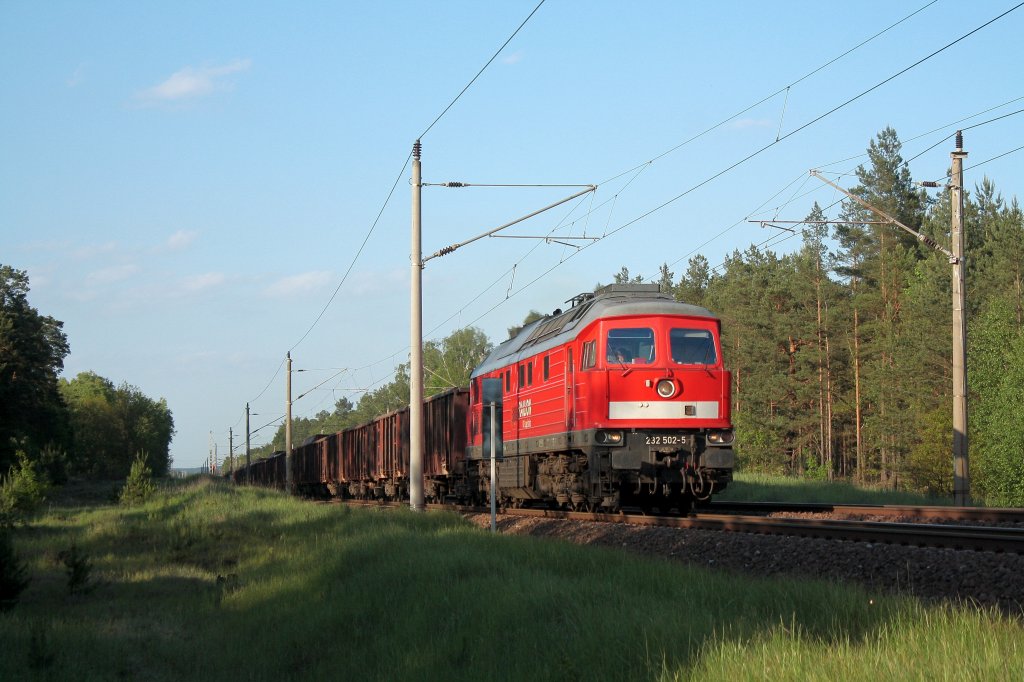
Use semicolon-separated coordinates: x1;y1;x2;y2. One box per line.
716;472;955;505
2;478;1021;681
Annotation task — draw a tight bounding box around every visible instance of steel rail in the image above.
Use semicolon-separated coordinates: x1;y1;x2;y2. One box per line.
703;501;1024;523
500;508;1024;554
336;499;1024;553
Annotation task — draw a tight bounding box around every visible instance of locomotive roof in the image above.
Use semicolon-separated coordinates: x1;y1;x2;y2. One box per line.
471;284;718;378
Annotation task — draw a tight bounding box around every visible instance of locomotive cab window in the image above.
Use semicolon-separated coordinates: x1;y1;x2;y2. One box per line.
670;328;717;365
581;340;596;369
606;328;655;365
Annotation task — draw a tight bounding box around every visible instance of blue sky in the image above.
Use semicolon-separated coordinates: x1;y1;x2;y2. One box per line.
3;1;1022;469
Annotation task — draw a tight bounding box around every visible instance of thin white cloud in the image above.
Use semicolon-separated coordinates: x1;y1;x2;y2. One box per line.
86;264;140;284
165;230;198;251
264;271;333;298
731;118;773;130
136;59;251;103
350;268;405;296
67;289;99;303
502;51;524;65
73;241;119;260
180;272;227;293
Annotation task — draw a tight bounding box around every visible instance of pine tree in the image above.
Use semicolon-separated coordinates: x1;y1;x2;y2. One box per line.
676;255;711;307
833;127;928;487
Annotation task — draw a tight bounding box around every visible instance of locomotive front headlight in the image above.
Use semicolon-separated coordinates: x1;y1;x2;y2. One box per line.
596;430;624;445
656;379;677;399
707;430;735;445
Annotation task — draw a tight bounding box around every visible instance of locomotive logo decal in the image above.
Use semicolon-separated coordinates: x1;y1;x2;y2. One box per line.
517;398;532;418
518;398;532;429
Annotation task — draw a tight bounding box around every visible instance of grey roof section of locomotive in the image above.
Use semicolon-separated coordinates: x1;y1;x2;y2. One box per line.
471;284;719;378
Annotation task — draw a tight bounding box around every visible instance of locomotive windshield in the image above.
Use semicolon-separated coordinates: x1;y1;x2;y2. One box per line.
606;328;654;364
670;328;717;365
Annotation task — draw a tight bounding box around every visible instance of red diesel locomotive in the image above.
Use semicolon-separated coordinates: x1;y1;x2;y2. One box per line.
234;283;735;513
465;283;734;512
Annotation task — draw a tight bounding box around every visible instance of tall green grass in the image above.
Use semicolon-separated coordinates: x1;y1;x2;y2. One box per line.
1;478;1020;681
716;472;955;505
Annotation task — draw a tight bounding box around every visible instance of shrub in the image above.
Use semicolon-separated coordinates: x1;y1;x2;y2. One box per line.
119;451;156;506
906;406;954;497
58;542;93;596
0;451;50;523
0;529;30;611
27;622;56;671
37;444;69;486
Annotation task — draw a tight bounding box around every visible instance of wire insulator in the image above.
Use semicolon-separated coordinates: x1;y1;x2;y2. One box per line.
444;182;467;188
955;130;963;151
413;140;422;159
439;245;456;257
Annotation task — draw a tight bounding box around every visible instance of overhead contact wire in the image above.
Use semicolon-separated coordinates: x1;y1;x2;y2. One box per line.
419;0;546;140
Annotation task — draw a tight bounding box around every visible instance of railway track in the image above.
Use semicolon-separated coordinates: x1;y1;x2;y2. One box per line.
702;500;1024;524
504;507;1024;554
345;499;1024;554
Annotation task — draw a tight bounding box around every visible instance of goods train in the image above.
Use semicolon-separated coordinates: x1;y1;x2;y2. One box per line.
234;283;735;513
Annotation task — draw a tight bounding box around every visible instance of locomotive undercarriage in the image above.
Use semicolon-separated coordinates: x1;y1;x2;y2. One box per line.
467;431;733;514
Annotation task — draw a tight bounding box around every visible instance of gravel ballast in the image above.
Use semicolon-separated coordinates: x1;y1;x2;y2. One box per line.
464;512;1024;616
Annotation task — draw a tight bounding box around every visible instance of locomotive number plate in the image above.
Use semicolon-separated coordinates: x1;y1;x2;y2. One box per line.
645;435;683;446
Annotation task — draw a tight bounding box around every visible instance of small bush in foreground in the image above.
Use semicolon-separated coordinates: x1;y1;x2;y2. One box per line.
119;451;155;506
58;542;93;596
0;530;30;611
0;451;50;523
27;622;56;671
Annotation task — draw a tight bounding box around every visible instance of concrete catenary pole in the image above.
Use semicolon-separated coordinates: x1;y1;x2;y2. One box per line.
286;351;293;492
409;140;425;512
951;131;970;506
228;427;234;477
245;403;251;484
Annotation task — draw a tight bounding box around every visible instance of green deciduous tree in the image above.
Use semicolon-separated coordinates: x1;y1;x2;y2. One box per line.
60;372;175;478
971;298;1024;505
0;266;71;473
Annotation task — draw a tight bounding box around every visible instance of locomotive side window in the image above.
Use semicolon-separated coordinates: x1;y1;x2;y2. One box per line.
505;370;510;392
581;340;596;369
607;328;655;364
527;362;533;385
518;364;525;387
543;355;550;381
670;328;717;364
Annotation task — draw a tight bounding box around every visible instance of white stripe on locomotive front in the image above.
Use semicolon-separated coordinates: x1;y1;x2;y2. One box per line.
607;401;719;420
